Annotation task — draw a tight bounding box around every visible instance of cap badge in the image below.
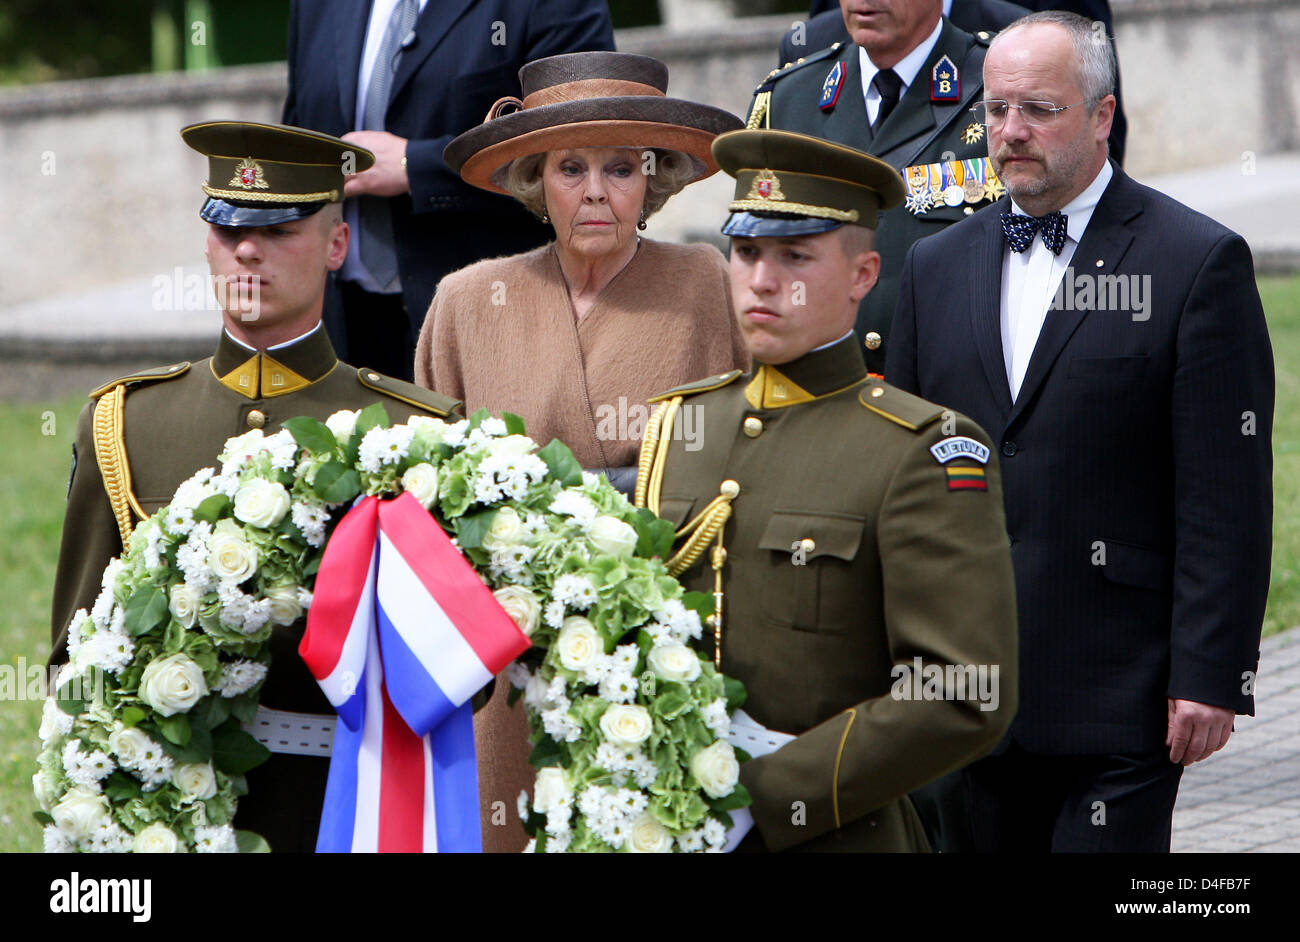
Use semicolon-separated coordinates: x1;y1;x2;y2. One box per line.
748;169;785;201
229;157;269;190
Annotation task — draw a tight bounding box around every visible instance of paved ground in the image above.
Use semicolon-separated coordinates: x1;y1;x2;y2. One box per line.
1172;629;1300;852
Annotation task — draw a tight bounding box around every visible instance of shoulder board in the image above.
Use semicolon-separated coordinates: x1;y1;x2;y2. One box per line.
89;362;190;399
755;42;842;91
857;378;945;432
648;369;744;404
356;368;460;417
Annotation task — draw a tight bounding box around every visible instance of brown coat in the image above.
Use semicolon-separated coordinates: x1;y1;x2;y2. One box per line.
414;238;749;469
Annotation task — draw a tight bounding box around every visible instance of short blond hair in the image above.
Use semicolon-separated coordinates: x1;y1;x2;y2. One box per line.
501;148;697;222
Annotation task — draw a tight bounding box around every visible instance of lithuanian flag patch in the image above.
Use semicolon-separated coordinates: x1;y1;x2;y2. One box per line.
945;466;987;491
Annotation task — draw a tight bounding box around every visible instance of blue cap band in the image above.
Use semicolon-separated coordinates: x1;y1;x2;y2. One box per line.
721;211;844;238
199;197;326;227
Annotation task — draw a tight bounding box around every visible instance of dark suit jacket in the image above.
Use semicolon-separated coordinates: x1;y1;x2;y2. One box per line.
781;0;1026;65
759;20;992;373
886;165;1274;754
283;0;613;339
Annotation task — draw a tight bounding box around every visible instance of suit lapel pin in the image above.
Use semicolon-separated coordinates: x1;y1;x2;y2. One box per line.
819;60;846;112
931;55;959;102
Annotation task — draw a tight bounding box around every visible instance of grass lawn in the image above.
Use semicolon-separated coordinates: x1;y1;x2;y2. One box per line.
0;276;1297;853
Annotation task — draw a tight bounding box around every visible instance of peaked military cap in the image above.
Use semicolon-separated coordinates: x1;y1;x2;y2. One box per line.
713;129;906;238
181;120;376;227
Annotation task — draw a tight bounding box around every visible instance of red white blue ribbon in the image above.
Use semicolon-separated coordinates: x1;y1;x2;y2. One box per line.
299;492;530;852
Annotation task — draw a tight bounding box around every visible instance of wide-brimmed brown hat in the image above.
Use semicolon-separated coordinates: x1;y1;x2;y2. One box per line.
445;51;743;195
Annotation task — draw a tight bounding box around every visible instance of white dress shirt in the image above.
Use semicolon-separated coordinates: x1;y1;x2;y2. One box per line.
225;321;323;354
342;0;430;293
1000;161;1114;401
857;16;944;126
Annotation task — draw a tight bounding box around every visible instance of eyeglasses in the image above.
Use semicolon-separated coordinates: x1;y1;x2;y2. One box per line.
971;98;1098;128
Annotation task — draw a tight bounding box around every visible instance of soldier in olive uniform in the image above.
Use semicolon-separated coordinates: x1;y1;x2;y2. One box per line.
749;0;1002;374
635;129;1017;852
50;122;460;852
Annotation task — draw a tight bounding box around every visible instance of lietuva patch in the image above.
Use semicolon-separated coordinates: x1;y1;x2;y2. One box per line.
930;436;990;465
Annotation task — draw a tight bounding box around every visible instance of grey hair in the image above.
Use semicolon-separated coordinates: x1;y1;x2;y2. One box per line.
499;148;698;223
993;10;1116;105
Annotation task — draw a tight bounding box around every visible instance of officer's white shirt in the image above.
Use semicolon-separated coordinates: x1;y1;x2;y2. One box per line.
1000;161;1113;401
857;12;945;125
224;321;323;354
342;0;430;294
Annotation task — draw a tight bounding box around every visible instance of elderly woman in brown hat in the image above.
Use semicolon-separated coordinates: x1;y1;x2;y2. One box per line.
412;51;745;851
414;51;747;494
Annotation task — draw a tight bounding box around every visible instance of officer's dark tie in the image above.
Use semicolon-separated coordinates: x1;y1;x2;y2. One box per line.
871;69;903;134
1001;210;1068;255
358;0;420;292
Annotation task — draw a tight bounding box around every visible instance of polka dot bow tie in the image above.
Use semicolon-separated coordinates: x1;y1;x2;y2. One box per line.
1000;210;1068;255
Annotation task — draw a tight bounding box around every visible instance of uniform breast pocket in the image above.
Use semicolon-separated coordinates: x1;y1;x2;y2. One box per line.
756;510;866;634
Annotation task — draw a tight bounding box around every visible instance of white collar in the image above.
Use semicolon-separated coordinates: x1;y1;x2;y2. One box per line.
224;321;323;354
811;329;854;353
859;16;944;93
1010;161;1114;243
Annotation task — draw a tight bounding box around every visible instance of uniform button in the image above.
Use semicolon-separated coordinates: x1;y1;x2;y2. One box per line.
742;416;763;438
799;538;816;554
963;206;974;215
366;371;380;381
863;331;883;351
720;479;741;499
1001;441;1017;457
870;386;885;398
247;409;266;429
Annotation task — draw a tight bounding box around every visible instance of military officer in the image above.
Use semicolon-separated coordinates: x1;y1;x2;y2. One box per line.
635;129;1018;852
49;121;461;852
749;0;1002;374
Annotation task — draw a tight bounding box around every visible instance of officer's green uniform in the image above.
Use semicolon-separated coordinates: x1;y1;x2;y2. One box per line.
636;130;1018;852
49;122;461;853
748;20;998;373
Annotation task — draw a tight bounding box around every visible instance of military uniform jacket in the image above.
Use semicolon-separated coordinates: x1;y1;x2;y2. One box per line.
50;326;459;851
751;21;994;373
640;336;1018;851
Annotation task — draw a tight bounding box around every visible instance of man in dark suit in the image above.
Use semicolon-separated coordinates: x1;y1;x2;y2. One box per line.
750;0;999;375
283;0;613;380
886;11;1273;851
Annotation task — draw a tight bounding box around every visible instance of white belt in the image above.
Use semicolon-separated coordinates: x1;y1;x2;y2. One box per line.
245;706;336;757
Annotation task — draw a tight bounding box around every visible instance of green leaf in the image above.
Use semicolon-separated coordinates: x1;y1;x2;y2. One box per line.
723;675;747;711
682;591;716;617
633;508;676;559
653;686;693;721
453;509;496;550
56;682;84;717
706;783;752;812
195;694;231;730
228;696;258;725
154;719;212;764
466;407;491;430
537;439;583;488
104;772;142;802
354;401;391;440
313;461;361;504
120;706;147;728
236;830;272;853
193;493;231;525
528;735;564;768
157;713;192;746
33;810;54;826
502;412;527;436
212;724;272;774
282;416;337;454
124;584;169;636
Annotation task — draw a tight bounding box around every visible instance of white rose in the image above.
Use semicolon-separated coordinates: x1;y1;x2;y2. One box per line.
493;586;540;637
32;770;59;811
690;740;740;799
401;462;440;509
139;653;208;717
556;616;601;673
172;762;217;802
263;584;303;626
108;725;154;768
407;415;448;447
169;583;200;629
490;434;536;457
233;479;291;528
51;786;110;842
647;642;701;684
532;768;570;814
627;813;673;853
599;704;653;748
588;515;638;559
482;507;525;551
325;409;359;443
207;522;258;583
133;822;183;853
